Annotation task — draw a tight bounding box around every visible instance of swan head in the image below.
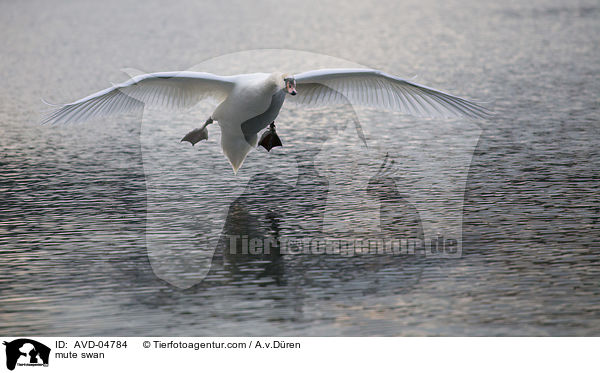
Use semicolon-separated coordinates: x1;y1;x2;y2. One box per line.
283;75;297;95
270;72;296;95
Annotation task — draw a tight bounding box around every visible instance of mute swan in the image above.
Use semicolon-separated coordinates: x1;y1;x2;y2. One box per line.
42;69;491;173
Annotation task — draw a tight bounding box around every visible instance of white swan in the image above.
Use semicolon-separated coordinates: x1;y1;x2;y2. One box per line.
42;68;491;173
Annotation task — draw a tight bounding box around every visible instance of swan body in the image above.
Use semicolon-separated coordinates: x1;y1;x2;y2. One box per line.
42;68;491;173
213;72;287;171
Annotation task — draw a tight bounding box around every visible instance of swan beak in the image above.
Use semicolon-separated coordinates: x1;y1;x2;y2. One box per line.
286;79;297;95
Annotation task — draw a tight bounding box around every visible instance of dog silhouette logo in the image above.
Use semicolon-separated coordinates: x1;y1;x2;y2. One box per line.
3;339;50;371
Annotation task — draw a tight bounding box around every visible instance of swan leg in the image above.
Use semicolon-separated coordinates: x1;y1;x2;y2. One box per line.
258;122;282;152
181;117;212;146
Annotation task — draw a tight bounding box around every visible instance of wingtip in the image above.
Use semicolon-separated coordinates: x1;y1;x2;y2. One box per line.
472;105;496;120
39;106;64;126
39;112;56;126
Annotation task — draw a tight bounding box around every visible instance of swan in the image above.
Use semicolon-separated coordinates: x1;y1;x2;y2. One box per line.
42;68;491;173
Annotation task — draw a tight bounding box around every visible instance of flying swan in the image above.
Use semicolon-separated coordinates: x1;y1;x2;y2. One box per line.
42;69;491;173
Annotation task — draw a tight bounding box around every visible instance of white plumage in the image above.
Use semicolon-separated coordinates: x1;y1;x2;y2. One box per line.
42;68;491;173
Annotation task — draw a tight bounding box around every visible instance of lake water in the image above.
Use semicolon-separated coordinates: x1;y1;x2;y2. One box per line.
0;0;599;336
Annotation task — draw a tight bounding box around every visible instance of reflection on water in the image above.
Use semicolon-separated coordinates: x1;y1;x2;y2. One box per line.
210;155;426;289
216;189;287;286
1;0;600;336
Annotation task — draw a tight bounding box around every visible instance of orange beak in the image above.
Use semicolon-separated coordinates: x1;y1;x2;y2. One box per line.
286;81;297;95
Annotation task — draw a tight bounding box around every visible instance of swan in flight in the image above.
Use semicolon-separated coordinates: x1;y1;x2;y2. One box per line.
42;68;491;173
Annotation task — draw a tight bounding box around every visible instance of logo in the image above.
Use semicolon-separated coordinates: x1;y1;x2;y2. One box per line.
129;49;482;289
3;339;50;371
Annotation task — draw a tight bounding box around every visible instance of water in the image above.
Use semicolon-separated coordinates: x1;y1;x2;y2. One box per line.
1;0;599;336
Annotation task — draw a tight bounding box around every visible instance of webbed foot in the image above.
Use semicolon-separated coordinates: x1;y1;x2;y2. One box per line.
258;122;282;152
181;127;208;145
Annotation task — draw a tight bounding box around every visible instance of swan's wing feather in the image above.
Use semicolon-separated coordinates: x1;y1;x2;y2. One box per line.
42;72;236;125
288;68;491;119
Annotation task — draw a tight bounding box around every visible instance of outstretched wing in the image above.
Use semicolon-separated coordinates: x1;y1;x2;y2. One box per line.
287;68;491;119
42;72;236;125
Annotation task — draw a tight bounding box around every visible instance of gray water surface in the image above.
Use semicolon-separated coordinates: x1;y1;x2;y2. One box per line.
1;0;599;336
